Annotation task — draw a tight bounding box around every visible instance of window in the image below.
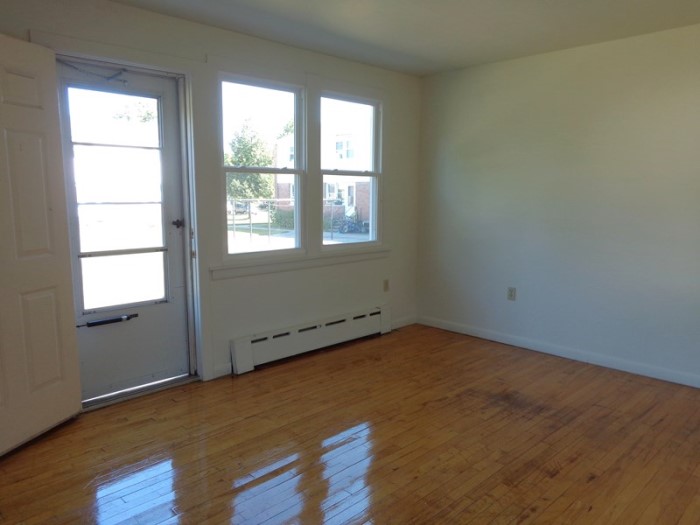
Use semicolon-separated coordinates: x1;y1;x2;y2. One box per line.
220;77;382;264
347;185;355;207
221;81;300;254
321;97;378;245
67;87;168;310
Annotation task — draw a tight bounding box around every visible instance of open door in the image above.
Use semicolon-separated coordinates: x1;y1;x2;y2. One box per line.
0;33;81;455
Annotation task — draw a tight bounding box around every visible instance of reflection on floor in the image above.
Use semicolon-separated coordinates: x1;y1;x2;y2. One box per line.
1;325;699;524
96;459;175;523
230;423;372;523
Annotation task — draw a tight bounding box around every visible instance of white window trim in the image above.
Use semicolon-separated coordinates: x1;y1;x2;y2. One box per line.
214;72;386;279
220;74;306;259
211;246;391;280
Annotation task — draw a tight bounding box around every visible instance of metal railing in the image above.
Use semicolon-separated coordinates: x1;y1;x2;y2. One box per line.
228;198;294;240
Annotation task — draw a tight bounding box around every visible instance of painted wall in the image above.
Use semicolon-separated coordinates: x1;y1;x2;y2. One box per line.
4;0;698;389
419;25;700;387
0;0;421;379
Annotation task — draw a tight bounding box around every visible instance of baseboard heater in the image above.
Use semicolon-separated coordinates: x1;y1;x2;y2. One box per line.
230;305;391;374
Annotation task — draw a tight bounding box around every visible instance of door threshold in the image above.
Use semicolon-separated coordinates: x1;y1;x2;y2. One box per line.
81;374;199;411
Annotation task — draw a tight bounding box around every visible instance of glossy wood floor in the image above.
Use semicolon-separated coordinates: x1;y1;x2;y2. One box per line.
1;325;699;524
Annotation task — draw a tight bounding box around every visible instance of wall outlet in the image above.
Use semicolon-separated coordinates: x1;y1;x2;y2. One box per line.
383;279;390;292
507;287;517;301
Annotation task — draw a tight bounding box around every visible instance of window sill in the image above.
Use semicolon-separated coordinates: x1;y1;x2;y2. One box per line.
210;244;391;280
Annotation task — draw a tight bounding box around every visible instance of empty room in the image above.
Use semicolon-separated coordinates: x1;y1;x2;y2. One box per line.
0;0;698;523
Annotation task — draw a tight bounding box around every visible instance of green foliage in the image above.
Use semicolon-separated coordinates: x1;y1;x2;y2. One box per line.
277;120;294;140
225;122;274;200
226;173;274;201
225;122;273;168
270;207;295;230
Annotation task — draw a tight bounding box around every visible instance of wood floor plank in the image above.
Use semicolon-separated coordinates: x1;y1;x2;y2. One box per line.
1;325;698;524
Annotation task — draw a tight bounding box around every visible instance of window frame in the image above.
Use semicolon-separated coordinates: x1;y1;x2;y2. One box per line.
319;91;382;250
213;72;387;278
219;74;306;259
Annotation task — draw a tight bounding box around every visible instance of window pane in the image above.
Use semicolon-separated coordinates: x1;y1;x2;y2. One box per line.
82;252;165;310
322;175;373;245
68;88;159;147
321;98;374;171
222;82;295;169
73;145;162;203
226;173;296;254
78;204;163;252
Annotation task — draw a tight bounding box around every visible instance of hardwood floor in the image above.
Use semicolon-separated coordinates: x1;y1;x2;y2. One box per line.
1;324;698;524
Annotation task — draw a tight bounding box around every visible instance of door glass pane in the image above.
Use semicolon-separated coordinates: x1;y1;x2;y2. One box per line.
226;173;296;254
321;98;374;171
221;82;296;169
81;252;165;310
68;86;169;311
323;174;373;245
73;145;162;203
78;204;163;252
67;88;160;147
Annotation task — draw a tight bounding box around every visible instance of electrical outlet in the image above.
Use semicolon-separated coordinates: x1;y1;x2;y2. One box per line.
383;279;390;292
507;287;517;301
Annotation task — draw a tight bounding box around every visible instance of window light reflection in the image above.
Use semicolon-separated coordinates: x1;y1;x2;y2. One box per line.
229;423;373;523
321;422;373;522
231;453;303;524
95;459;177;524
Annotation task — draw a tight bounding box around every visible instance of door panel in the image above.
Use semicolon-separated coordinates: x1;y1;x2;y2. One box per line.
58;61;191;402
0;33;81;456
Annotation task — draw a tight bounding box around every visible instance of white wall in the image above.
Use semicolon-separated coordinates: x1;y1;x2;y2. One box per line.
419;25;700;387
5;0;698;389
0;0;421;379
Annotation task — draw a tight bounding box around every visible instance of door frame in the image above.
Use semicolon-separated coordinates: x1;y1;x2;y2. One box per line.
57;55;200;396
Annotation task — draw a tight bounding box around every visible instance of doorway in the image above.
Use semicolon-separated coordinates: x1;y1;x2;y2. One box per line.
58;59;195;405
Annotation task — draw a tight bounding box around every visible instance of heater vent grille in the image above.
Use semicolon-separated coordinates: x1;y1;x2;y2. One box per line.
230;306;390;374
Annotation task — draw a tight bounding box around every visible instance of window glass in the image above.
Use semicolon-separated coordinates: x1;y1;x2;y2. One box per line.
67;87;168;311
321;98;374;171
322;174;373;245
222;82;295;169
78;204;163;252
222;81;298;254
81;252;165;310
73;145;161;203
226;173;296;253
68;88;159;147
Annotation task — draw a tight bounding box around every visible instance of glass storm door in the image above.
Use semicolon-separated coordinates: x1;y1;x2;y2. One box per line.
59;61;191;404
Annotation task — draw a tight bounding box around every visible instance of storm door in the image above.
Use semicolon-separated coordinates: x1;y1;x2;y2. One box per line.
59;60;192;404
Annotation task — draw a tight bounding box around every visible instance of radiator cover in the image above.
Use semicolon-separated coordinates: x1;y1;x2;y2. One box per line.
230;306;390;374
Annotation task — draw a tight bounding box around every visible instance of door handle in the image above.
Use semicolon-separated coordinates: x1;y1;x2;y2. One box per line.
77;313;139;328
171;219;185;228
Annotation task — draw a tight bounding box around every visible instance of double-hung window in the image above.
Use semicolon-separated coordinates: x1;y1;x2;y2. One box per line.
220;77;381;261
221;80;302;254
321;96;379;244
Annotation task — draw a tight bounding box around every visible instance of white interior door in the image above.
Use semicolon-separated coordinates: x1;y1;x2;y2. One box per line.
58;60;192;404
0;34;81;455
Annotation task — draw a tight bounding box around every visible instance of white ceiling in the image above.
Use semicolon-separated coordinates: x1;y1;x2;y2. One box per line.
114;0;700;76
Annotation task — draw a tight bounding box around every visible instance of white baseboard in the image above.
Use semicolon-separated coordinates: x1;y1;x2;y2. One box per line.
392;315;418;329
419;316;700;389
